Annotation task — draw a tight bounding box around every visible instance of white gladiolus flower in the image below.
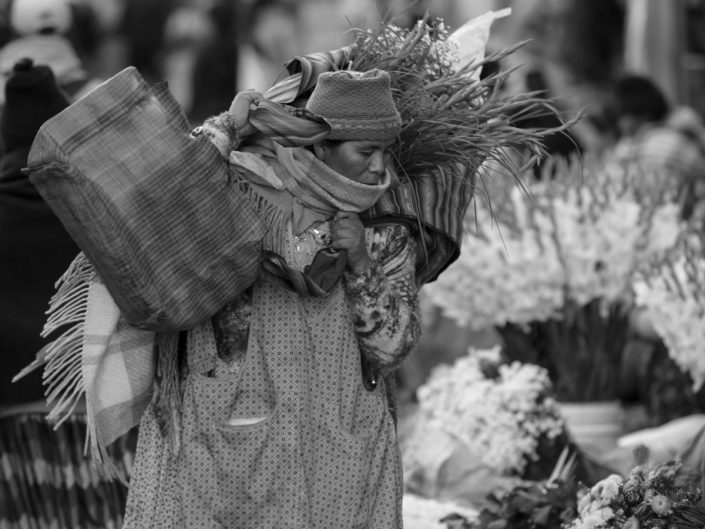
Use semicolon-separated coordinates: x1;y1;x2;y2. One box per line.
635;237;705;390
425;159;683;332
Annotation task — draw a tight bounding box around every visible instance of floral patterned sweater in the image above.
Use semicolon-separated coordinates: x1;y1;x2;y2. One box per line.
198;112;422;384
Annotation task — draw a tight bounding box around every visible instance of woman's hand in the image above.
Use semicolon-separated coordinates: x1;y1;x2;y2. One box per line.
228;90;263;138
331;211;370;275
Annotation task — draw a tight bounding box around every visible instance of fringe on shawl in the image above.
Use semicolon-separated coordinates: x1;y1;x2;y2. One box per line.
13;252;93;427
228;166;287;256
13;253;130;482
152;330;182;457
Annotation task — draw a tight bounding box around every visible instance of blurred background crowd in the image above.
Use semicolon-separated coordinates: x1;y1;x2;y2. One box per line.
0;0;702;131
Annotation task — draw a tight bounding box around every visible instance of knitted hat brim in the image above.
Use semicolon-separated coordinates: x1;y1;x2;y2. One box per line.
326;116;401;141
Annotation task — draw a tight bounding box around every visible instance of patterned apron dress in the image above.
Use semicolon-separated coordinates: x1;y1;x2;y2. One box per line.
125;223;403;528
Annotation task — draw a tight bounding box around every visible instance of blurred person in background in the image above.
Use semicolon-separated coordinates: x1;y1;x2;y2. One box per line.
0;0;103;107
160;3;213;118
0;58;76;416
0;58;133;529
188;0;241;124
512;67;583;179
578;102;620;159
119;0;174;84
611;73;705;222
237;0;300;92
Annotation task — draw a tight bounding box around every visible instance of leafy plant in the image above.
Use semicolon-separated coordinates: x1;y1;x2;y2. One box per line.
440;448;580;529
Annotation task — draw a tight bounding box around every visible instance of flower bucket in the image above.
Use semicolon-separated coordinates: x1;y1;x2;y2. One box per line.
558;400;624;456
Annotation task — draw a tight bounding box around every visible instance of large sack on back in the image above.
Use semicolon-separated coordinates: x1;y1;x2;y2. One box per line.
27;67;264;330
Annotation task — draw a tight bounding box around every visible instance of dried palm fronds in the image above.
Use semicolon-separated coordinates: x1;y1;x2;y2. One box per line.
348;14;577;189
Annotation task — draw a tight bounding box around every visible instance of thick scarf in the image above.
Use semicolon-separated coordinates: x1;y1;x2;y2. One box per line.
272;142;391;234
231;99;392;235
231;140;391;296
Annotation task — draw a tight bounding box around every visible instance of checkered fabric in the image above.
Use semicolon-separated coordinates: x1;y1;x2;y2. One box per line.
27;67;265;330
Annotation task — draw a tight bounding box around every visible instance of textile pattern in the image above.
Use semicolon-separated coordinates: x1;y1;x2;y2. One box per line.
0;412;136;529
27;66;264;330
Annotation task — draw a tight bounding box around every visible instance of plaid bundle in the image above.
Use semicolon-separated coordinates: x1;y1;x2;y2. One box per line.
27;67;265;331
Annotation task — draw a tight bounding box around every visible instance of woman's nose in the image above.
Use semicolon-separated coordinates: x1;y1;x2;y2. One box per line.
369;150;386;175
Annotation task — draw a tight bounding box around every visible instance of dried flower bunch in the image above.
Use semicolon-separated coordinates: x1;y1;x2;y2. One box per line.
348;14;566;185
567;458;703;529
443;454;705;529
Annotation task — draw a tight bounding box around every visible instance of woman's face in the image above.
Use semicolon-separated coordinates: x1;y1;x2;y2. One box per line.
315;139;394;185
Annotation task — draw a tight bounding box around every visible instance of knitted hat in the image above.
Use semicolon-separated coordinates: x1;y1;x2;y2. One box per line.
305;69;401;141
1;58;69;152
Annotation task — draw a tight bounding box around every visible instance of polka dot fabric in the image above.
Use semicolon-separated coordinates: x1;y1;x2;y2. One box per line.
125;278;403;528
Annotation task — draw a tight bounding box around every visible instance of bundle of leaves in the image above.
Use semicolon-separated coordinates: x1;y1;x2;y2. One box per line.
348;14;570;187
440;449;580;529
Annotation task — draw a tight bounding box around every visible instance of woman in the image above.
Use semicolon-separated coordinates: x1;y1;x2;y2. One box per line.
611;74;705;221
124;69;421;528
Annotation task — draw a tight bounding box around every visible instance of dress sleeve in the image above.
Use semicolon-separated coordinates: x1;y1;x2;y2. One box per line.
342;223;422;374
